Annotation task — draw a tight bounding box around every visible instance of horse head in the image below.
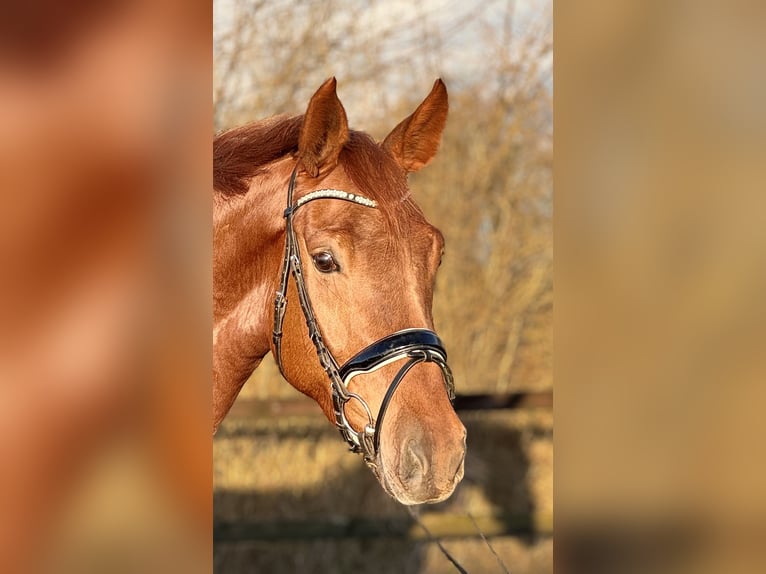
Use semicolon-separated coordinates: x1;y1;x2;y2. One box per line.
274;78;466;504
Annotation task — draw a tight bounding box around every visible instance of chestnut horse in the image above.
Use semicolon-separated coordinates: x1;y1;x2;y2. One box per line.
213;78;465;505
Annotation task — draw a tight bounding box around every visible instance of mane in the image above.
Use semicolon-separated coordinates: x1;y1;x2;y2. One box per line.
213;115;410;207
214;115;302;196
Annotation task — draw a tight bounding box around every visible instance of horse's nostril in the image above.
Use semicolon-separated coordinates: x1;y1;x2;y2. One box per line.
401;440;427;484
454;429;467;475
451;448;466;479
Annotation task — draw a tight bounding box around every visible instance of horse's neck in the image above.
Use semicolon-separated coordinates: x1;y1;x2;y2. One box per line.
214;169;288;346
213;168;287;427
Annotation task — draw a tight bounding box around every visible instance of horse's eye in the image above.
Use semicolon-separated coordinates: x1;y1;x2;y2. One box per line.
312;251;340;273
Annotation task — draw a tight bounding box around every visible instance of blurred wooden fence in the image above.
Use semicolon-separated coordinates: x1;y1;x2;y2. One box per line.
225;391;552;421
215;391;552;544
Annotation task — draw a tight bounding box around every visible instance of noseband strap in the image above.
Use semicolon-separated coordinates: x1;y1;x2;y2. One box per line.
339;329;455;453
272;166;455;466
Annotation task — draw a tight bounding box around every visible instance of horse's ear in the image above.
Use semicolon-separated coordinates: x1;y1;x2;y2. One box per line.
383;79;448;173
298;77;349;178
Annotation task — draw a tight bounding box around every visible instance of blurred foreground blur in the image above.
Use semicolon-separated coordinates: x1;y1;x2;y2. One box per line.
0;1;211;572
557;1;766;572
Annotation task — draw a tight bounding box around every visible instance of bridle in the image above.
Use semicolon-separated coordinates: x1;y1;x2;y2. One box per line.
272;165;455;467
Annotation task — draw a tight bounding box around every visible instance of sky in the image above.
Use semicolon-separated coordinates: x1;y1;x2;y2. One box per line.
214;0;551;86
213;0;551;123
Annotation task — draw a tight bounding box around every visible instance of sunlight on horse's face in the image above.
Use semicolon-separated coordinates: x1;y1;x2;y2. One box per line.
286;165;466;505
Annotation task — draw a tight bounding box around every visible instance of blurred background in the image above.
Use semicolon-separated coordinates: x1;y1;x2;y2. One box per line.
556;1;766;573
213;1;552;572
1;1;211;572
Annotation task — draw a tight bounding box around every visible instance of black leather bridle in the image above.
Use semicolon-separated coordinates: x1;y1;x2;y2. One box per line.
272;166;455;466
